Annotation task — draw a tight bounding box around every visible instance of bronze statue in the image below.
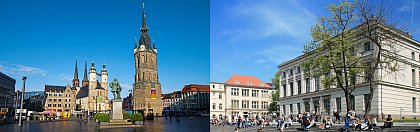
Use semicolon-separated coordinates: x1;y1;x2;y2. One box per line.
109;78;122;100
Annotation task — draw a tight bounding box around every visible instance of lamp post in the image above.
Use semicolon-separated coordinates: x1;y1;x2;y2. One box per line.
95;96;98;114
400;107;404;120
18;77;27;126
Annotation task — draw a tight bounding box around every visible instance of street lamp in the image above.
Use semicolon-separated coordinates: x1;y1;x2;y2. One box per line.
400;107;404;120
19;76;27;126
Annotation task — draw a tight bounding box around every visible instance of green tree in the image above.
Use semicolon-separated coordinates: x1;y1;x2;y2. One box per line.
303;0;404;118
268;71;280;113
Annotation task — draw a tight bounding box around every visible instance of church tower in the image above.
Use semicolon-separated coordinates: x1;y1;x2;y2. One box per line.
89;63;97;94
82;61;89;87
72;59;80;88
133;1;163;116
101;64;108;99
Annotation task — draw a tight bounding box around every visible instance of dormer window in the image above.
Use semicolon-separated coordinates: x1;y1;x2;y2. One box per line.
247;81;252;85
259;82;264;86
234;80;240;84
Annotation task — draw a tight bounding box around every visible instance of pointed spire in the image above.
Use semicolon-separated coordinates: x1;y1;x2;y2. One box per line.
82;61;88;82
72;59;80;87
74;59;78;79
139;0;151;50
141;0;148;30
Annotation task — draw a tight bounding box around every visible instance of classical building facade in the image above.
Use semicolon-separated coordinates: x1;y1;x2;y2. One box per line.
211;75;274;122
278;23;420;120
161;91;182;112
132;3;163;116
181;84;210;116
0;72;16;116
44;84;76;118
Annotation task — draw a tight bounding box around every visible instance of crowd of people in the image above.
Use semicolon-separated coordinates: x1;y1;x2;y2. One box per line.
212;110;396;131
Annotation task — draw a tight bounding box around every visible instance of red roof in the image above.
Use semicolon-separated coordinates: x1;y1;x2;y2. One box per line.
181;84;210;93
225;74;271;88
161;94;171;99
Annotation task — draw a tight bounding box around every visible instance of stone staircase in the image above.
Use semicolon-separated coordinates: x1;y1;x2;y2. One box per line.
97;120;142;129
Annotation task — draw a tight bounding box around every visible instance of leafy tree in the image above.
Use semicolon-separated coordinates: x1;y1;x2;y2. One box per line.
268;71;280;113
303;0;405;119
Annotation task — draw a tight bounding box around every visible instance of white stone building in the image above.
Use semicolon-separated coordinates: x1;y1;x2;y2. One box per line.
278;23;420;120
211;75;274;122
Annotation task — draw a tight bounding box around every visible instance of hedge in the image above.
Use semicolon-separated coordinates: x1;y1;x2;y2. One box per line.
123;112;131;119
131;113;143;122
96;113;110;122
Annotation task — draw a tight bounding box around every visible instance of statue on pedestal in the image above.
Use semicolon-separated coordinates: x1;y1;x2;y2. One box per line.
109;78;122;100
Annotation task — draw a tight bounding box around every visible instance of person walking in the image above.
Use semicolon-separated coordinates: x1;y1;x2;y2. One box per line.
302;112;310;131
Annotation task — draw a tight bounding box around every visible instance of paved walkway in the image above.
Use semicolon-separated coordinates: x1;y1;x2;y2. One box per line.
0;117;209;132
210;122;420;132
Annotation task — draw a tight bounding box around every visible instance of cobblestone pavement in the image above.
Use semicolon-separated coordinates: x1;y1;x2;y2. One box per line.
0;117;209;132
210;122;420;132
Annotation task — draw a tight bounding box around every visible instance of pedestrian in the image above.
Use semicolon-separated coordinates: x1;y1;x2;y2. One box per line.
371;115;377;128
334;111;340;124
302;112;309;131
382;115;393;128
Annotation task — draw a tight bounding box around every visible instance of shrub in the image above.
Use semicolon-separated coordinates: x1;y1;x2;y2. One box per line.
123;112;131;119
131;113;143;122
93;113;99;119
96;113;110;122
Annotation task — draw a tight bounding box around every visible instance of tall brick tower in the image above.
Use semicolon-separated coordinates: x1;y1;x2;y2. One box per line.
132;1;162;116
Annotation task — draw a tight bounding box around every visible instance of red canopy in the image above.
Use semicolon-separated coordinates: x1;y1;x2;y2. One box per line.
37;111;57;115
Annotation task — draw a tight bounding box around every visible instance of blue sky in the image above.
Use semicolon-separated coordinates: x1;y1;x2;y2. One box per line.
0;0;209;97
210;0;420;83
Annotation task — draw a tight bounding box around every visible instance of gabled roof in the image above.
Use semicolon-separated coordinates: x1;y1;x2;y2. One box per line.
181;84;210;93
225;74;271;89
45;85;66;93
161;94;171;99
76;85;89;99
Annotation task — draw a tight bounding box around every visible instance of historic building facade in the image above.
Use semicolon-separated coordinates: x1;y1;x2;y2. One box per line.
278;23;420;120
211;75;274;122
44;84;76;118
74;60;110;115
0;72;16;117
181;84;210;116
132;3;163;116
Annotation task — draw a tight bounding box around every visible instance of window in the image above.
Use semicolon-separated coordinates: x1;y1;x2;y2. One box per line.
413;98;417;113
297;67;301;73
305;78;310;93
290;104;293;114
262;101;269;109
364;94;370;111
290;82;294;96
234;80;240;84
219;85;222;89
290;69;294;75
297;103;301;114
252;101;259;109
212;103;216;109
242;101;249;108
297;80;302;95
247;81;252;85
283;105;286;115
304;102;310;113
324;99;330;114
262;90;269;98
282;84;287;97
231;88;239;96
219;93;222;99
282;72;286;78
48;104;51;107
232;100;239;108
212;85;215;89
242;89;249;96
252;90;259;97
413;69;416;86
212;93;216;98
336;98;341;112
412;52;416;60
219;103;222;110
315;77;320;91
363;42;372;52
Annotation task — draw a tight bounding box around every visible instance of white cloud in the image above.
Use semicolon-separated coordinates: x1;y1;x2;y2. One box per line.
119;83;132;91
254;45;302;69
0;61;47;77
59;74;73;82
228;0;314;41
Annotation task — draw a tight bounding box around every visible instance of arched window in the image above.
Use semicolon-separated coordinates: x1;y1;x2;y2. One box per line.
219;103;222;109
148;73;151;81
142;72;145;81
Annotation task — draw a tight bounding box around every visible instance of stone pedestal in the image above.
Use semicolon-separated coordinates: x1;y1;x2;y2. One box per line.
112;99;123;120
